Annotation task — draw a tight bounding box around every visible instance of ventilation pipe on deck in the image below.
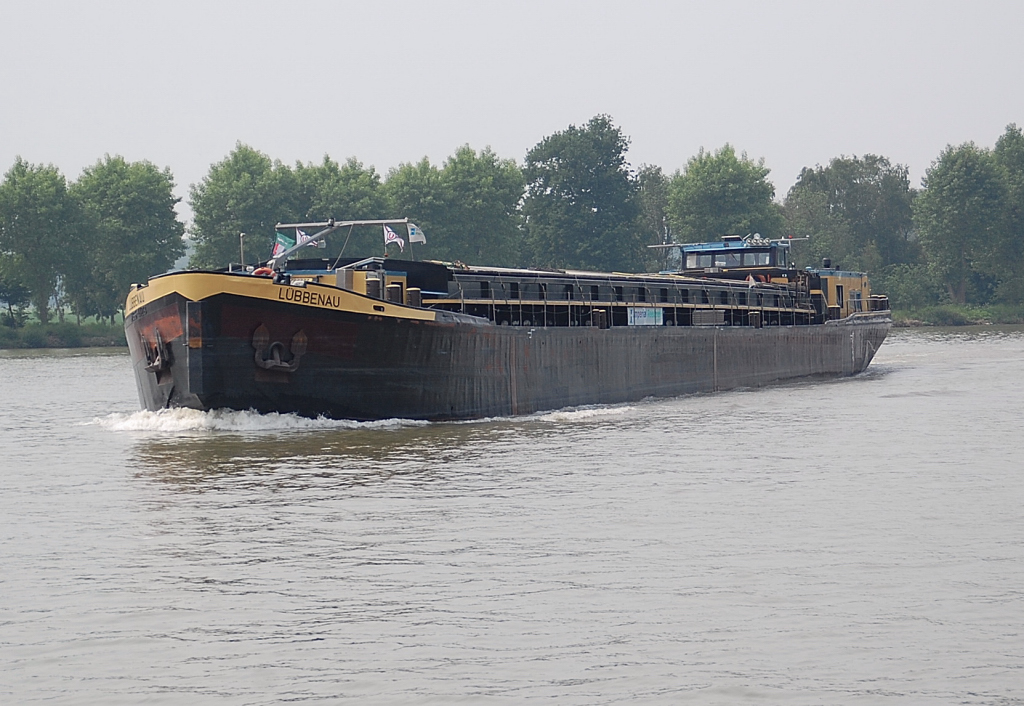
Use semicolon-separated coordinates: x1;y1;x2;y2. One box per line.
336;269;355;291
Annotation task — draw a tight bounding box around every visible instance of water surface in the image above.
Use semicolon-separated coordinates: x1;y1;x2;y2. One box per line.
1;329;1022;704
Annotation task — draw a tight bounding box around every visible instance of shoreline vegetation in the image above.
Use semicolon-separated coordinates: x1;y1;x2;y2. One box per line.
893;303;1024;327
4;116;1024;344
0;320;127;349
2;304;1024;349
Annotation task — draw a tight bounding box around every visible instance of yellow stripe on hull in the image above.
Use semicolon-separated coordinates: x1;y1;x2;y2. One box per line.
125;271;438;322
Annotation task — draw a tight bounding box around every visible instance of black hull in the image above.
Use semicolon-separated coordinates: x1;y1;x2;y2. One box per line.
126;289;890;421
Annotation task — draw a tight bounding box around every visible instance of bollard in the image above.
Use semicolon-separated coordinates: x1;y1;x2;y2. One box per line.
365;277;381;299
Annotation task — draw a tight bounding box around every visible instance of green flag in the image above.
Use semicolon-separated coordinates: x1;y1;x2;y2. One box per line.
271;230;295;258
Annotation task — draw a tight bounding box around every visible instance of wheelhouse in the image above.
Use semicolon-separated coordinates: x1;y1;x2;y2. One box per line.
676;234;790;271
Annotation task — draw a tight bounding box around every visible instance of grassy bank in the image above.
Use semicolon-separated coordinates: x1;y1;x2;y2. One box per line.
893;303;1024;327
0;321;127;349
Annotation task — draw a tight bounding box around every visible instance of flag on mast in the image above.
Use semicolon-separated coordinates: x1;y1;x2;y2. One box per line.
383;225;405;252
296;228;325;249
271;230;295;258
407;222;426;244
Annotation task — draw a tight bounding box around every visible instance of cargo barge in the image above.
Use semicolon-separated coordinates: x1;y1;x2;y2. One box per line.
125;218;891;420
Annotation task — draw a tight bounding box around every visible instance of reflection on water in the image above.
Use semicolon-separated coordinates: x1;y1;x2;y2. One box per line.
112;404;638;489
129;423;507;488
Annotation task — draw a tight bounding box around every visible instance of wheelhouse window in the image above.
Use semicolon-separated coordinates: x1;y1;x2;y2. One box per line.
715;252;743;267
742;251;770;266
686;253;715;268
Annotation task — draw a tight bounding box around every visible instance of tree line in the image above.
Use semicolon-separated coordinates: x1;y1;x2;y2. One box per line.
0;156;183;325
3;116;1024;327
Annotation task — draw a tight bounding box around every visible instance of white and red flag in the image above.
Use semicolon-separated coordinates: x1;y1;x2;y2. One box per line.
383;225;405;252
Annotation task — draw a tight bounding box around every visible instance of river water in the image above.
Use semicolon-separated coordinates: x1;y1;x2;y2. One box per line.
1;328;1022;705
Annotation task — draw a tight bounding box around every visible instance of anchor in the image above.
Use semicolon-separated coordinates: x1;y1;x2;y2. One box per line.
252;324;307;373
142;328;172;373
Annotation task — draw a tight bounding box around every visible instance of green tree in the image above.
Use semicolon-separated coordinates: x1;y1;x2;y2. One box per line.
0;254;31;327
783;186;858;269
667;145;784;245
54;213;102;323
993;124;1024;302
913;142;1006;304
69;155;185;320
783;155;916;271
523;115;642;272
293;156;388;257
870;263;942;310
437;146;523;265
0;158;83;324
636;164;674;270
297;156;386;220
189;144;305;268
380;147;525;265
383;157;447;258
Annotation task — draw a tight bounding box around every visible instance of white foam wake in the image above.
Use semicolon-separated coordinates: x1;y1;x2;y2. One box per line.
92;408;428;433
532;404;636;423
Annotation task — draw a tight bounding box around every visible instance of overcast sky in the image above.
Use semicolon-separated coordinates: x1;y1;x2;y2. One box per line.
2;1;1022;223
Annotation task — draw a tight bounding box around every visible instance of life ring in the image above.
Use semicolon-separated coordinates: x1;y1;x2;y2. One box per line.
252;267;274;277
